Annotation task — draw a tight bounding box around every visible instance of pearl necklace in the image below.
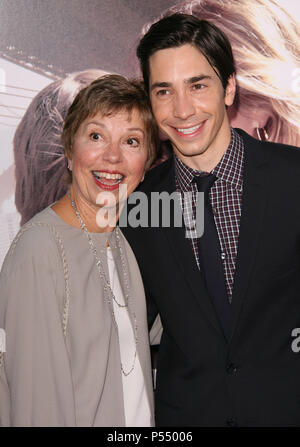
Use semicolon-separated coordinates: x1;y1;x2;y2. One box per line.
67;191;138;376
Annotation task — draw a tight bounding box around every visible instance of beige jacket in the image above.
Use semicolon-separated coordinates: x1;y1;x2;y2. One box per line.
0;206;154;426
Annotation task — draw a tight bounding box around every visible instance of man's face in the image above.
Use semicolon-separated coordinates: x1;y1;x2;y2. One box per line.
149;44;236;171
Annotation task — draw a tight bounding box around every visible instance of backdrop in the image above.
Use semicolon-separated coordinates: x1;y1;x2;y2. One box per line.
0;0;299;267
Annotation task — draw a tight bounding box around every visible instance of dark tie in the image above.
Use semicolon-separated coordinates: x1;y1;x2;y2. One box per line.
194;174;231;340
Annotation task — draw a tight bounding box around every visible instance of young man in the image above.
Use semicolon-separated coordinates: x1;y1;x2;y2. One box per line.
122;14;300;427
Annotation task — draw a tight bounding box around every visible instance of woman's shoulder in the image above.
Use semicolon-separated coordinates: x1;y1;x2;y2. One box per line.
16;206;65;247
1;206;66;275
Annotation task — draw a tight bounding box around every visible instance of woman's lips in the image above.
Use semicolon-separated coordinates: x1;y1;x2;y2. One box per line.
172;120;206;138
92;171;125;191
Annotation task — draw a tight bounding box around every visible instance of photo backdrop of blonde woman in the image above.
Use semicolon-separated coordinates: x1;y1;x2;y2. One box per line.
0;0;299;267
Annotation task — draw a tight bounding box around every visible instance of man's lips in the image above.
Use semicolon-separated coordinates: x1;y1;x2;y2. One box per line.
92;170;125;191
171;120;207;137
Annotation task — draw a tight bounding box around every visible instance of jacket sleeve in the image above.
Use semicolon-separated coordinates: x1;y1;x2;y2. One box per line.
0;230;76;427
142;278;162;345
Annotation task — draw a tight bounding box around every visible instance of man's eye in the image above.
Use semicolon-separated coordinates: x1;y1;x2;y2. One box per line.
90;132;101;141
192;83;205;90
157;89;169;96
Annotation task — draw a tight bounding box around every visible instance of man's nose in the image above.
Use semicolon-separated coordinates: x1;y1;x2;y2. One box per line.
173;91;196;120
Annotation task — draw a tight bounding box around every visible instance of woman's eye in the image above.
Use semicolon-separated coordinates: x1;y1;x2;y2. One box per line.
126;137;140;147
90;132;101;141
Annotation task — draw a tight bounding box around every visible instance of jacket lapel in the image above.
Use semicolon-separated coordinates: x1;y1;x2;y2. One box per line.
157;157;226;338
229;130;270;341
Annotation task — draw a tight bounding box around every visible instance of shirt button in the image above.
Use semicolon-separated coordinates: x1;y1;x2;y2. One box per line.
221;252;226;260
226;363;238;374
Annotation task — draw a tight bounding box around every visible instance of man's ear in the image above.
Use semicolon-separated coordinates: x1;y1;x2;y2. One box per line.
225;75;236;107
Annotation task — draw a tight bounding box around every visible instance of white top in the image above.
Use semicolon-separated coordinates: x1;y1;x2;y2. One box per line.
107;246;151;427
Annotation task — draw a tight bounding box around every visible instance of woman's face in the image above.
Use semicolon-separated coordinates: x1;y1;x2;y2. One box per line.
69;108;147;220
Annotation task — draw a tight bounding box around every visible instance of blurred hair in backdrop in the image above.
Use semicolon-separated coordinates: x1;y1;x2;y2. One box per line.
14;69;108;225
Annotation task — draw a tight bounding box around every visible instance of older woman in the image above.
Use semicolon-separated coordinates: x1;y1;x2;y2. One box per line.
13;69;108;225
0;74;158;427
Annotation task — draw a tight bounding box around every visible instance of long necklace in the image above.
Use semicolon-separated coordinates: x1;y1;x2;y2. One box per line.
67;191;138;376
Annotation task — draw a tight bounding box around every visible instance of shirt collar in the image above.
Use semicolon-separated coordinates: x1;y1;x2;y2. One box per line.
174;128;244;192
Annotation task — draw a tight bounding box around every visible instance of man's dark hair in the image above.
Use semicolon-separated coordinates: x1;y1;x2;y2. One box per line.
137;13;235;93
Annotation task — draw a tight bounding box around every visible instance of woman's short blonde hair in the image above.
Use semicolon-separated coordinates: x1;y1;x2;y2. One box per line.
62;74;159;172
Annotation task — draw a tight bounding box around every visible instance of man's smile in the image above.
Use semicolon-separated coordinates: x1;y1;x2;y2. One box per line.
172;120;207;137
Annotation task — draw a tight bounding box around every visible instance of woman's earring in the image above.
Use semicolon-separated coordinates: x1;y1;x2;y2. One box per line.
255;127;269;142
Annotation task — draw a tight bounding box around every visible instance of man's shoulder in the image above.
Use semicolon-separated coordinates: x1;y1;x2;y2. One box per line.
236;128;300;169
138;156;174;194
261;139;300;164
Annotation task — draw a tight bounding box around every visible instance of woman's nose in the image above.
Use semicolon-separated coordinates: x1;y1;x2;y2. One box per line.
101;141;123;163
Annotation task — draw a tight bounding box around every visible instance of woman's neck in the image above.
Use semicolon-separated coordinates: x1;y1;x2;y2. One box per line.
51;190;116;233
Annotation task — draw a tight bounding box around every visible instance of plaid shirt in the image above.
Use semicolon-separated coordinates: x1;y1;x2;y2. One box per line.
174;128;244;301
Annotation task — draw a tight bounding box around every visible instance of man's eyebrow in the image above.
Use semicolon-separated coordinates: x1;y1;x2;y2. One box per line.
150;75;213;91
150;81;171;92
185;75;213;84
